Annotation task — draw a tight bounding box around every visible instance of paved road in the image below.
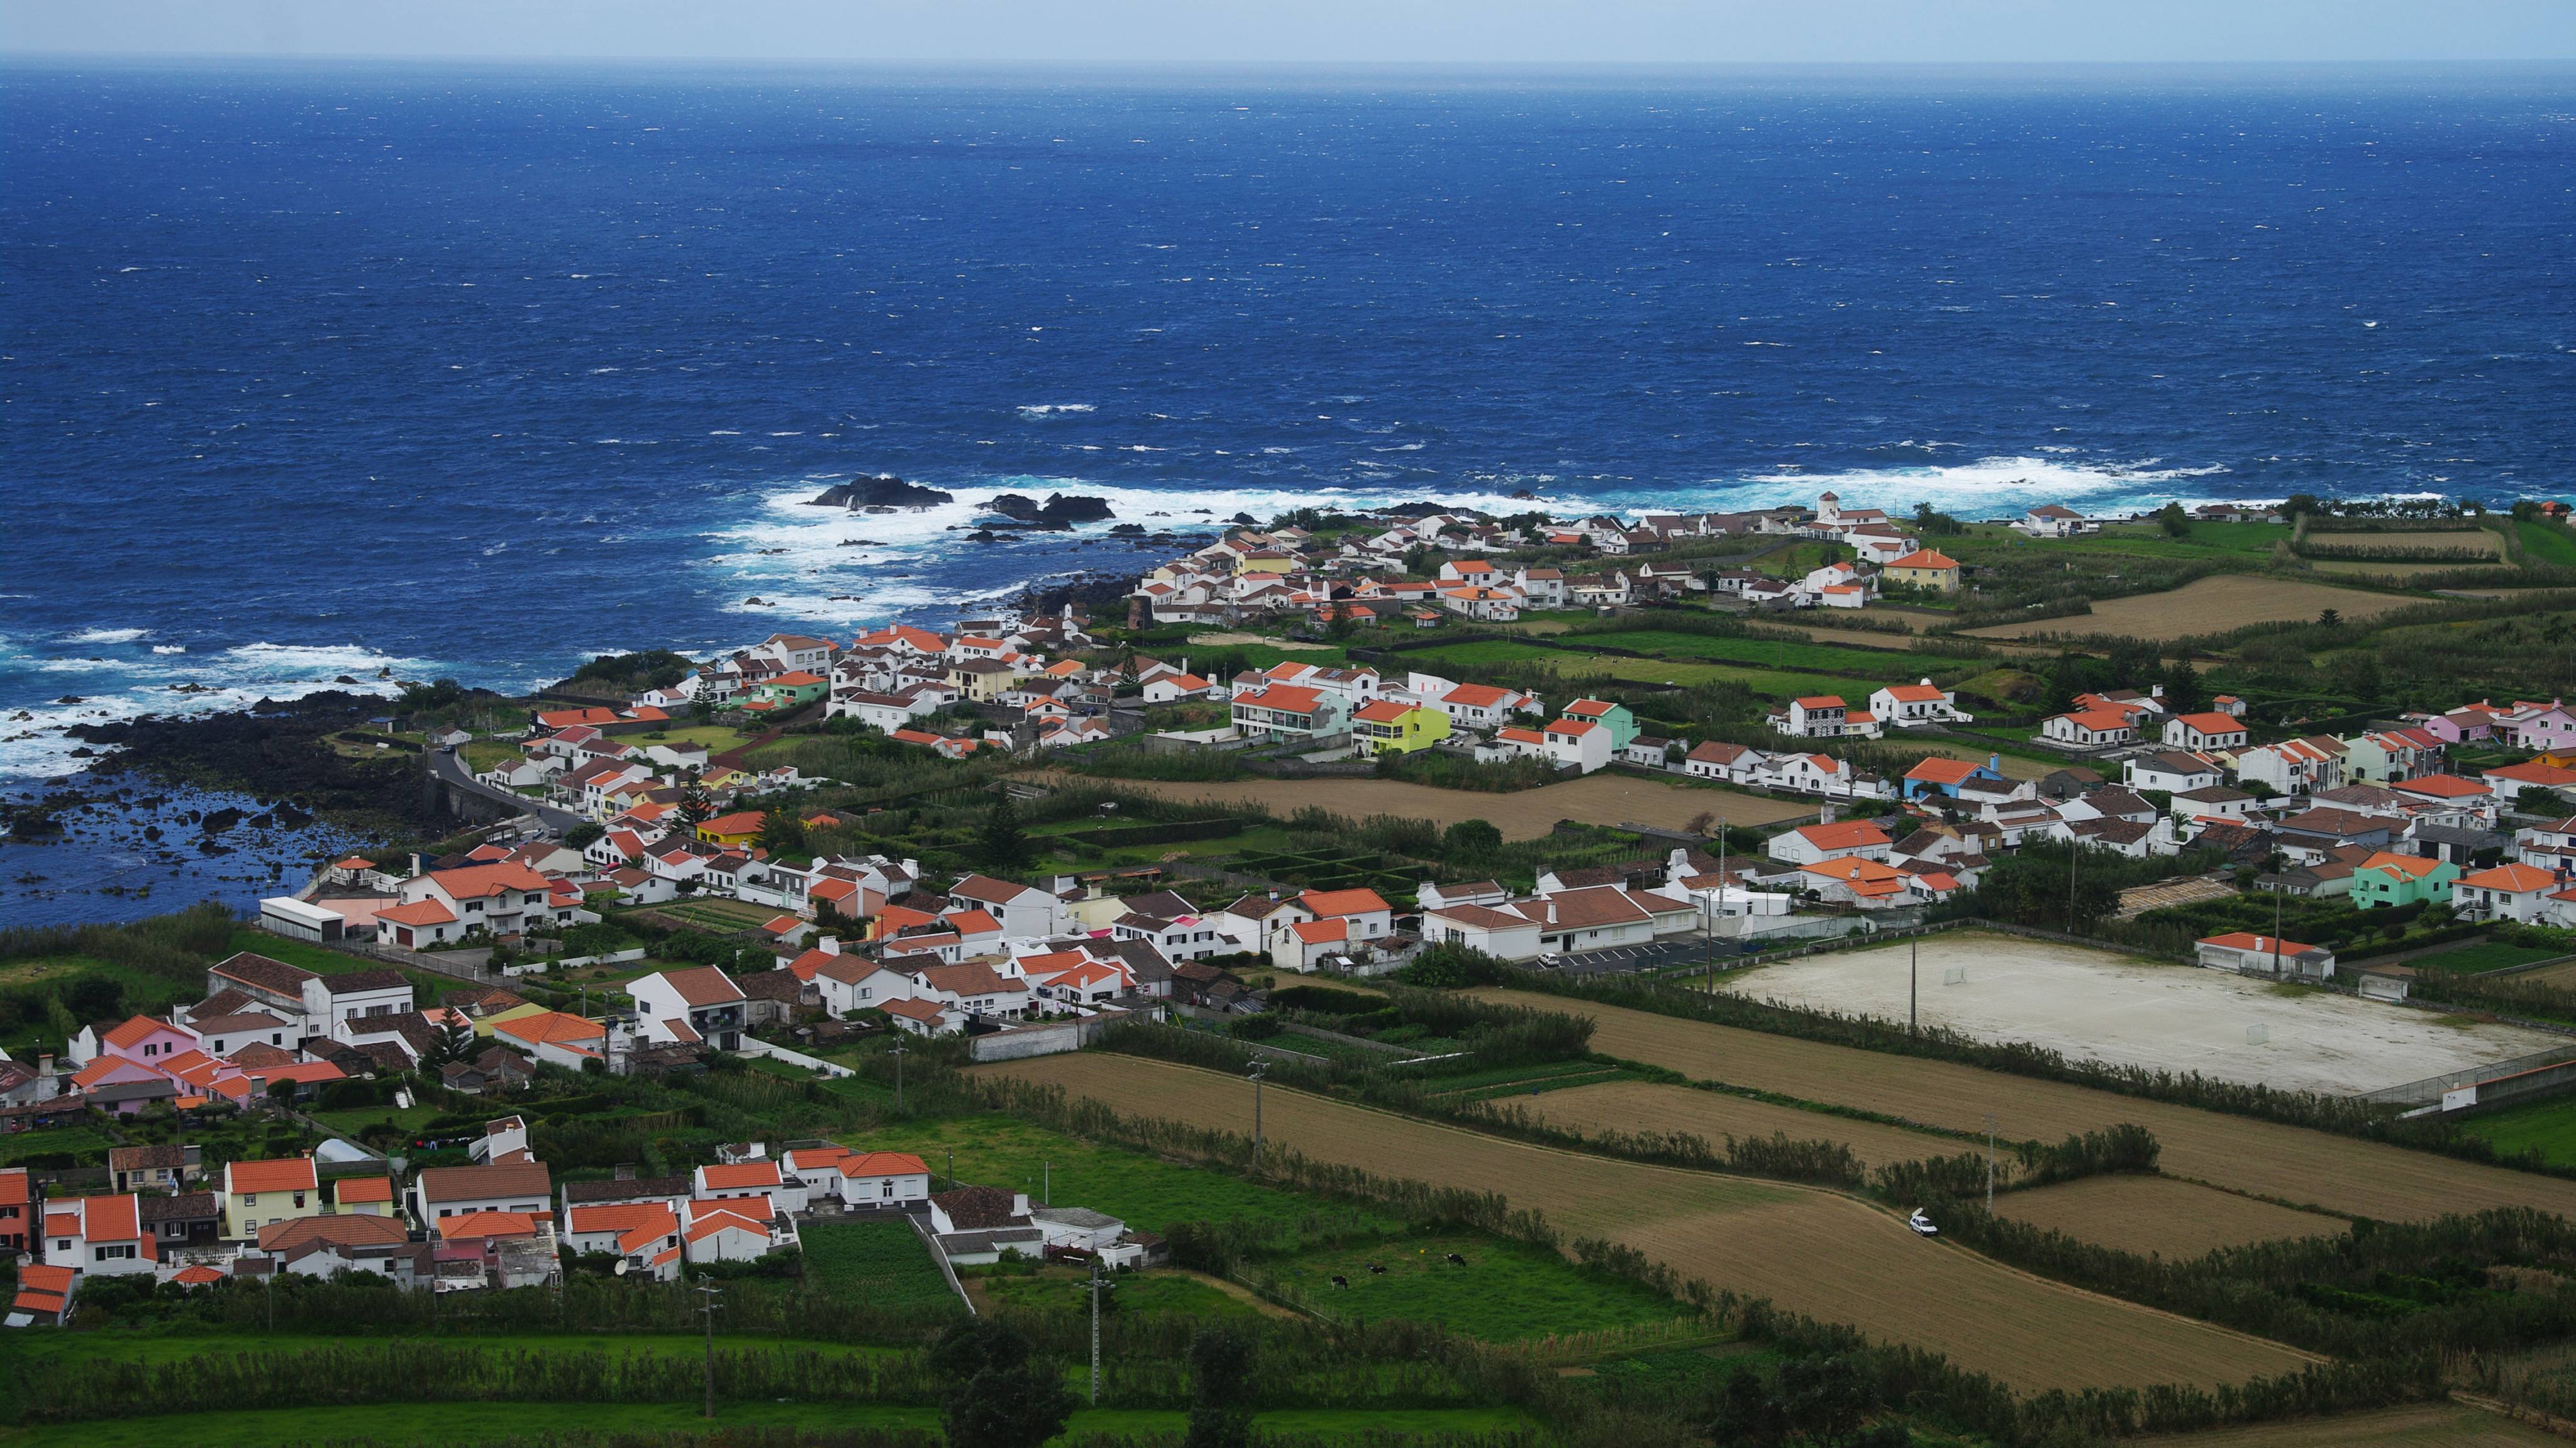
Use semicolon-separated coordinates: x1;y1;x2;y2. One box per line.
427;746;587;835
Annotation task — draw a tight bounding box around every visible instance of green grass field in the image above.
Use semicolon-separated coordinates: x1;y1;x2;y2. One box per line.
799;1218;962;1312
1261;1229;1690;1341
1583;629;1940;678
2459;1096;2576;1168
306;1101;449;1137
2519;519;2576;570
2;1402;1533;1448
864;1113;1397;1240
977;1266;1262;1320
1;1329;895;1369
2410;941;2570;975
0;1125;111;1167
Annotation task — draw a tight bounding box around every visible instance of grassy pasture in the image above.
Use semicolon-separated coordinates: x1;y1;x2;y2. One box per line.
1262;1229;1690;1340
2408;941;2569;975
977;1265;1260;1320
1965;574;2424;641
2458;1097;2576;1169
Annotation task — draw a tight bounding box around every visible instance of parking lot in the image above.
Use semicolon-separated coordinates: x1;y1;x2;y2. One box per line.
1540;937;1736;976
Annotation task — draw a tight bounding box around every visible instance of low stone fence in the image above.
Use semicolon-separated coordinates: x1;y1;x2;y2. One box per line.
738;1037;856;1078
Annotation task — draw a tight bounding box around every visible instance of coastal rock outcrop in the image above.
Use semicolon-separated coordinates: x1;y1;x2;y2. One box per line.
980;492;1116;527
805;475;955;509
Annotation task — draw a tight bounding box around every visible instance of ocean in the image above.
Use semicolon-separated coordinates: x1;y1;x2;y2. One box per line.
4;62;2573;921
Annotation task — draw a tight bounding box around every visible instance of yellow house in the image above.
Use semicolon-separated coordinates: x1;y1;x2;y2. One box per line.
1350;699;1450;756
219;1156;321;1241
1884;548;1961;593
948;658;1026;701
1234;550;1297;577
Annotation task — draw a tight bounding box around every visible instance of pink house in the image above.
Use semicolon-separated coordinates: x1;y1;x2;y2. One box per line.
2423;708;2499;744
98;1015;199;1066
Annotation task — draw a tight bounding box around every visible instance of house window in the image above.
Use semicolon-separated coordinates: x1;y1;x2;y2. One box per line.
243;1194;258;1207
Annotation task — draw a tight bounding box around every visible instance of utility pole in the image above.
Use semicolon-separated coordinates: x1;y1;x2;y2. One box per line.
946;1146;955;1191
887;1042;908;1112
1043;1159;1050;1207
1247;1059;1269;1163
2067;841;2079;934
1983;1113;1999;1212
696;1278;724;1420
2271;881;2284;980
1909;940;1918;1036
1088;1251;1106;1405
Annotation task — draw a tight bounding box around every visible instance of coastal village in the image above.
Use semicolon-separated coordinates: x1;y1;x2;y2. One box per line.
8;483;2576;1448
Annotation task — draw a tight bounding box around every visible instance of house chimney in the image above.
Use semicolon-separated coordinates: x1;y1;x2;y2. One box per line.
1819;802;1838;826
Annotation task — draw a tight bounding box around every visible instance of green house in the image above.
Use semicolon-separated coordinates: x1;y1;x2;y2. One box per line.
2351;851;2458;909
748;670;829;710
1558;697;1636;750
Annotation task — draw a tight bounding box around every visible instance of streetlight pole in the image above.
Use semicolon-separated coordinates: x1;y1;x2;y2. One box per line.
696;1278;724;1420
1247;1060;1269;1164
887;1041;908;1113
1089;1251;1106;1405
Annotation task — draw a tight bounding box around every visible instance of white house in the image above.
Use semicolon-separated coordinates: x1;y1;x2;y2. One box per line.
945;874;1069;939
625;967;748;1053
1868;680;1970;729
2014;504;2096;539
43;1193;157;1277
1541;717;1614;774
2039;707;2138;749
412;1163;553;1229
1766;821;1894;866
2163;712;2250;752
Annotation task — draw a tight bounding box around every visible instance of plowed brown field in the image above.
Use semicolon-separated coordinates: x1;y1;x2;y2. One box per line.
984;1053;2313;1392
1489;1079;1965;1169
2133;1402;2558;1447
1477;988;2576;1223
1993;1175;2341;1259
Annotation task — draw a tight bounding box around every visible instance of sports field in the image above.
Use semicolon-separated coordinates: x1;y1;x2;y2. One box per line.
1475;988;2576;1224
1990;1174;2341;1260
982;1053;2314;1393
1716;933;2565;1097
1492;1078;1966;1169
1964;575;2421;641
1094;771;1816;839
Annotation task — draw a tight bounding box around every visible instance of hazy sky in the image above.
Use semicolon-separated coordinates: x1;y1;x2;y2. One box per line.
8;0;2575;65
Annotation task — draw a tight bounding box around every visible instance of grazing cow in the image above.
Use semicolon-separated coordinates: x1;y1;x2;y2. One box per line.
1330;1274;1349;1289
1445;1252;1467;1265
1367;1263;1385;1275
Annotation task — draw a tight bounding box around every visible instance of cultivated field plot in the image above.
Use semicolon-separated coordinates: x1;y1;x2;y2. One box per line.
797;1218;960;1312
982;1053;2313;1392
1715;933;2565;1097
1106;772;1816;840
1965;575;2422;641
1476;989;2576;1224
2301;529;2503;556
1990;1174;2340;1260
2131;1401;2561;1447
1489;1078;1965;1169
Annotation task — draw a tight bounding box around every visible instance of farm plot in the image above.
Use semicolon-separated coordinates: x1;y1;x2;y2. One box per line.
799;1218;961;1312
1714;932;2567;1097
2301;530;2502;557
1580;630;1930;677
1990;1174;2341;1260
1094;772;1816;841
2131;1401;2562;1447
1475;989;2576;1224
980;1053;2312;1393
1486;1078;1965;1169
1965;575;2423;642
1257;1229;1690;1340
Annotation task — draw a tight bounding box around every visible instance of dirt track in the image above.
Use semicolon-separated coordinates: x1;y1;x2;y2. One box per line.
1095;772;1818;841
1994;1175;2341;1259
1478;988;2576;1223
1490;1078;1968;1169
984;1053;2313;1393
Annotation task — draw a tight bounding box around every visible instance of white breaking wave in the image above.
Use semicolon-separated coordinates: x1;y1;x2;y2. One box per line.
1705;455;2232;517
0;640;429;781
1018;404;1096;418
66;627;148;644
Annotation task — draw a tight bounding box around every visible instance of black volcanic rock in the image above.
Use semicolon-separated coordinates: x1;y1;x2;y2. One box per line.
980;492;1114;526
806;475;954;509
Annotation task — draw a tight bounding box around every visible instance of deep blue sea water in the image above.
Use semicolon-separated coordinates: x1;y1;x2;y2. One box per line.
4;62;2573;920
